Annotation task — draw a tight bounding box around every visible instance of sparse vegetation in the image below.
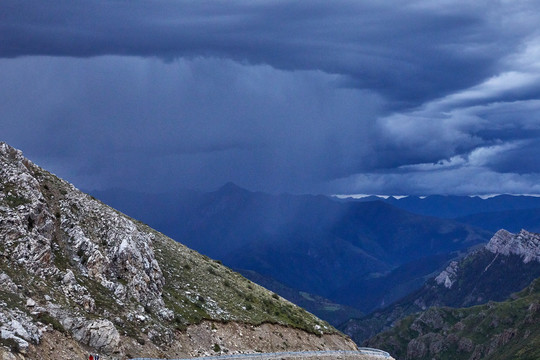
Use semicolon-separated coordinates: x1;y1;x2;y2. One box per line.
0;290;23;311
0;142;341;360
4;194;30;208
367;278;540;360
0;337;20;353
148;220;334;335
36;312;66;333
52;244;70;271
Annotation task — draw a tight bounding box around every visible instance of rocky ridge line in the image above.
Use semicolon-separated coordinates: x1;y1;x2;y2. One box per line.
486;229;540;263
0;142;355;359
341;228;540;345
434;229;540;290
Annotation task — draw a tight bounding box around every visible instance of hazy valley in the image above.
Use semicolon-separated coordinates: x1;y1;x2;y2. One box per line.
89;180;540;360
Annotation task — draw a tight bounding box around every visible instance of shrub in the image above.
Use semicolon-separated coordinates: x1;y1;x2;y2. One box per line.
37;313;66;333
4;195;30;208
0;337;19;353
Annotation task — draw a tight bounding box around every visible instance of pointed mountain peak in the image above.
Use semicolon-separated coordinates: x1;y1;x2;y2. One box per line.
217;182;250;194
0;141;24;161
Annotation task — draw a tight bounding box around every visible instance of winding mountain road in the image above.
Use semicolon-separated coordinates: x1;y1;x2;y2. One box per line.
130;348;393;360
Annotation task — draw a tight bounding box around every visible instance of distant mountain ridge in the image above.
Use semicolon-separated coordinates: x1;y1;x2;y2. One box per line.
341;229;540;344
91;184;491;316
486;229;540;261
355;194;540;218
347;195;540;233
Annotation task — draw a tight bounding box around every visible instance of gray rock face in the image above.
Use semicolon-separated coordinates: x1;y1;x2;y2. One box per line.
1;142;351;359
0;142;169;353
0;273;18;293
0;144;57;277
434;261;459;289
59;187;166;310
432;229;540;292
66;318;120;353
0;142;166;308
0;308;42;354
486;229;540;263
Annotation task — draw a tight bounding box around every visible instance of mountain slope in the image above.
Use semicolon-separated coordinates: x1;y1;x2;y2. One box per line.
0;142;356;359
365;277;540;360
341;229;540;344
92;185;491;314
237;269;364;326
455;208;540;233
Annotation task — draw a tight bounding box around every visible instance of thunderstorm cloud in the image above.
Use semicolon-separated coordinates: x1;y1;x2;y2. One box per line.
1;0;540;195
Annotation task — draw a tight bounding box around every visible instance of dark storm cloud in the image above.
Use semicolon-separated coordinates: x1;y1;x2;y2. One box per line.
330;95;540;195
0;0;525;104
487;141;540;174
0;56;383;193
328;28;540;194
2;1;540;195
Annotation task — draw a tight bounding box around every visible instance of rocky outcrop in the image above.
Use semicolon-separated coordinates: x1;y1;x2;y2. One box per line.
0;311;42;354
59;187;167;313
486;229;540;263
62;318;120;353
0;142;355;359
0;142;172;356
344;228;540;345
0;143;57;277
434;260;458;289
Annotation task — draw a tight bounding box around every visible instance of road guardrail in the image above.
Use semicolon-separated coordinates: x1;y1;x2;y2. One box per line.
130;348;392;360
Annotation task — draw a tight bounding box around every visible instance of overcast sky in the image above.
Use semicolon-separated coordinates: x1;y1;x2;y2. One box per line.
2;0;540;195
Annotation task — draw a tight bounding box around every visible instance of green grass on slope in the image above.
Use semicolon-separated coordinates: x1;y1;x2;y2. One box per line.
144;223;334;335
366;278;540;360
1;161;335;345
